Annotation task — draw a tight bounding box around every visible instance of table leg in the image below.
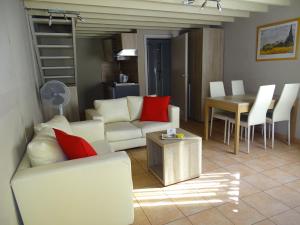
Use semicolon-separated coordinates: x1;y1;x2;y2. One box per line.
291;99;299;143
204;102;209;140
234;109;241;154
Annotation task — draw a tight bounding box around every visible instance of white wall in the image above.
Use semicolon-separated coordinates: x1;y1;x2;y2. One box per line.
224;0;300;139
0;0;43;224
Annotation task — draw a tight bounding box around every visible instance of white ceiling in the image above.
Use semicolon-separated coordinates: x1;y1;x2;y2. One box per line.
25;0;291;37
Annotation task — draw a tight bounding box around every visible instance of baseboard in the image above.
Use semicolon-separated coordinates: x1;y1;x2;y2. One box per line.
274;132;300;145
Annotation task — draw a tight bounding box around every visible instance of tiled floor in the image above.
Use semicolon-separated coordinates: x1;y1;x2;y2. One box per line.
127;120;300;225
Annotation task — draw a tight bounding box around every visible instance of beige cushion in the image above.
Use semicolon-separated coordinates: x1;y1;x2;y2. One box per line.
105;122;142;142
127;96;143;121
94;98;130;123
132;120;173;137
27;136;66;167
34;115;73;135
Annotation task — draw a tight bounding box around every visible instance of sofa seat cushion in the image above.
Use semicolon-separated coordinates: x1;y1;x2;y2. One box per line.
132;120;173;137
105;122;143;142
91;140;112;155
94;98;131;123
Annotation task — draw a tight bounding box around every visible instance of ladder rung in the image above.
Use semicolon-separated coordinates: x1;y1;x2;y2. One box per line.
32;18;72;24
35;32;72;37
44;76;75;79
37;45;73;48
42;66;74;70
40;56;74;59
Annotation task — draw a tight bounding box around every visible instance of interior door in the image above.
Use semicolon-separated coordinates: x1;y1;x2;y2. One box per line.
171;33;188;121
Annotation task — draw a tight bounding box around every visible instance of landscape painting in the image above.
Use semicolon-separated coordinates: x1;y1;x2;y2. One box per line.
256;18;299;61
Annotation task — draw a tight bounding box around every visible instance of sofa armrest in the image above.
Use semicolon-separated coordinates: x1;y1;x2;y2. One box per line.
11;152;134;225
85;108;104;121
168;105;180;128
70;120;104;142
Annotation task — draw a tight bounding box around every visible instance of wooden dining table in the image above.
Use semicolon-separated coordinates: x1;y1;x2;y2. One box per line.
204;95;299;154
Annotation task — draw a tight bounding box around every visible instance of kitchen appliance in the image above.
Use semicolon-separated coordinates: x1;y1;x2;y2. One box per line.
119;73;129;83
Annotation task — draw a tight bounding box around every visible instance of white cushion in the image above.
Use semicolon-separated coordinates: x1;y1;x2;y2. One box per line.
132;120;173;137
34;115;73;135
127;96;143;121
90;140;112;155
94;98;130;123
27;136;66;167
105;122;143;142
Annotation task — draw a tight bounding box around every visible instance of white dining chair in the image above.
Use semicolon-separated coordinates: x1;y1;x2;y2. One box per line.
227;85;276;153
231;80;245;95
209;81;231;143
267;83;300;148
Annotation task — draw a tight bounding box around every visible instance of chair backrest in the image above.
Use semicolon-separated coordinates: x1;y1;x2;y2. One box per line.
248;85;275;126
272;83;300;122
231;80;245;95
210;81;225;97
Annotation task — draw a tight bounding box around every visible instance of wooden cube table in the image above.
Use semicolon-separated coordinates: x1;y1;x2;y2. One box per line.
146;128;202;186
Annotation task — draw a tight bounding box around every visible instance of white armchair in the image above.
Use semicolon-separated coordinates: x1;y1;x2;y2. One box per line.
11;119;134;225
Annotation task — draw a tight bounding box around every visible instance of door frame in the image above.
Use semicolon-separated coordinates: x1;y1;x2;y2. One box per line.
144;34;172;95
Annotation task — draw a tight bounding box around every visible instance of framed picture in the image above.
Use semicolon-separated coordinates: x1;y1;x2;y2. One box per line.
256;18;300;61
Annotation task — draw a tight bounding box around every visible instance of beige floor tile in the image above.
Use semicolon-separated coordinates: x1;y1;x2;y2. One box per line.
258;155;290;167
133;173;162;189
242;192;290;217
293;206;300;213
238;180;261;197
224;163;256;177
262;168;298;184
270;209;300;225
188;208;234;225
243;174;281;190
210;157;240;167
243;158;275;172
132;206;151;225
265;186;300;208
279;162;300;178
253;219;276;225
202;158;220;173
217;200;265;225
164;217;192;225
135;189;184;225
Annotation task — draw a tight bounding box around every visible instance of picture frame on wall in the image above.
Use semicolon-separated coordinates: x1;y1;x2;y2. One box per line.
256;18;300;61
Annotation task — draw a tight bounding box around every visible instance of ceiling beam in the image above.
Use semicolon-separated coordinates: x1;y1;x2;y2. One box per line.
25;0;250;17
76;24;181;30
238;0;290;6
139;0;269;12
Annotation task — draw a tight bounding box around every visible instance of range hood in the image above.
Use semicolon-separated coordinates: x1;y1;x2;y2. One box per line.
116;33;137;60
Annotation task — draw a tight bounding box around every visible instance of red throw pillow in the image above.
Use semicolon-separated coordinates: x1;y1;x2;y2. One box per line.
140;96;170;122
53;129;97;160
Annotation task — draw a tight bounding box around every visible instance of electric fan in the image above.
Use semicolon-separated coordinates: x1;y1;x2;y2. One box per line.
40;80;71;115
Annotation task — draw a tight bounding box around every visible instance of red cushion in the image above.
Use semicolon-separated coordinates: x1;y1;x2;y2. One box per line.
53;129;97;160
140;96;170;122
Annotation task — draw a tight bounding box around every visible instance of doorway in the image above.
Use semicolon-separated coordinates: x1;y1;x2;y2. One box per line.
146;38;171;96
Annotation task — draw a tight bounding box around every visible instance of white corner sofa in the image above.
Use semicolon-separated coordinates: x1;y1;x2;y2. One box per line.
11;116;134;225
85;96;180;151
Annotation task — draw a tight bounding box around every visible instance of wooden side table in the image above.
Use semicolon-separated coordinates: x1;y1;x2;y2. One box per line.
146;128;202;186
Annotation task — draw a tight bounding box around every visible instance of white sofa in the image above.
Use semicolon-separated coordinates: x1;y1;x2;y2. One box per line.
11;116;134;225
85;96;180;151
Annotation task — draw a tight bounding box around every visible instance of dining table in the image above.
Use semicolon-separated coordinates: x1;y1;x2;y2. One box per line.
204;95;299;154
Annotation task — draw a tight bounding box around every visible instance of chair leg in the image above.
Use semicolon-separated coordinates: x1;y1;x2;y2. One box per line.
268;123;271;139
227;122;231;145
264;123;267;150
272;122;275;149
247;127;250;154
210;116;213;137
224;120;227;144
288;120;291;145
252;125;255;142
